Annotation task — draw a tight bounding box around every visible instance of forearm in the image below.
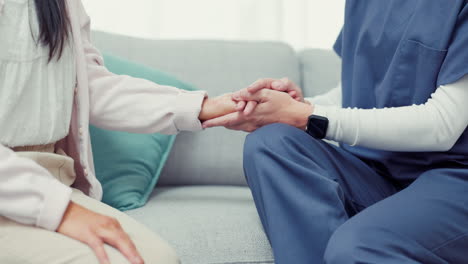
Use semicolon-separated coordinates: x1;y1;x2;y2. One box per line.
0;146;72;231
88;66;207;135
314;76;468;152
78;1;206;134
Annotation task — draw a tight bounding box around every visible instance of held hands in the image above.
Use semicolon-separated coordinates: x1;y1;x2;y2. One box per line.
250;77;305;102
57;202;144;264
199;93;238;122
202;78;313;132
54;80;307;264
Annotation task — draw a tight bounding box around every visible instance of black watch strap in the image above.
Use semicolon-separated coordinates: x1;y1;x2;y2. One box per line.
306;115;329;139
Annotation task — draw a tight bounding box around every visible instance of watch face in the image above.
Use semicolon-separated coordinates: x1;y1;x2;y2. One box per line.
307;115;329;139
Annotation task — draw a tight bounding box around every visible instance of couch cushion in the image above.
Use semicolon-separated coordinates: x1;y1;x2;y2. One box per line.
91;31;301;186
126;186;273;264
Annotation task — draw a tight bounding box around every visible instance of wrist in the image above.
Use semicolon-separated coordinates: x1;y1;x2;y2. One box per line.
199;94;237;121
284;102;314;129
198;97;211;121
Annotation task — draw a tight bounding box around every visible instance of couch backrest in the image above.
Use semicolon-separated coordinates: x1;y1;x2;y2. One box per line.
91;31;305;186
299;49;341;98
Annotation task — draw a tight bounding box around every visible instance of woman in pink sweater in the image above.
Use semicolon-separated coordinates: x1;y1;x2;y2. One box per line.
0;0;236;263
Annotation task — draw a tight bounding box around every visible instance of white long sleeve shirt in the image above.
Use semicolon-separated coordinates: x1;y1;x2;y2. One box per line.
0;0;206;232
306;75;468;152
0;0;76;147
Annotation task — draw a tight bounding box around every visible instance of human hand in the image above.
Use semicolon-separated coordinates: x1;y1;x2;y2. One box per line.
203;89;313;132
235;78;304;115
57;202;144;264
199;93;238;122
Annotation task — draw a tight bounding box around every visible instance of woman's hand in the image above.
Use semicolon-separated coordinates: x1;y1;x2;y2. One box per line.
203;89;313;132
199;93;238;122
57;202;144;264
235;78;304;115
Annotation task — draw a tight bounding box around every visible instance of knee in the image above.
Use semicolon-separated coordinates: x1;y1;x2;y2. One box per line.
243;123;325;184
324;223;369;264
324;221;394;264
244;123;309;160
243;123;301;177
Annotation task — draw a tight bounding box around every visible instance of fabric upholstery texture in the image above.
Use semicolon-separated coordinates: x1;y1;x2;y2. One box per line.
126;186;274;264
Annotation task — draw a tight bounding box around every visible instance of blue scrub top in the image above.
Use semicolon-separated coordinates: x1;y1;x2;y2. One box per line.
334;0;468;182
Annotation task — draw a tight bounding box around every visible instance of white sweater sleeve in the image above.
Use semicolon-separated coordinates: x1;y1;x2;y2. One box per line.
76;1;206;135
313;75;468;152
0;145;72;231
304;83;342;107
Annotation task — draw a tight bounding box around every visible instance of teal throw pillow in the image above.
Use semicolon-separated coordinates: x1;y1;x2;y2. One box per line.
90;53;197;211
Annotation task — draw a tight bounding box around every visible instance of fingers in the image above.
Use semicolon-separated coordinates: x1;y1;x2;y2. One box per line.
231;90;243;101
271;80;286;91
280;77;291;85
202;111;260;132
237;88;266;102
245;77;301;100
243;101;258;116
97;218;144;264
236;101;246;111
290;90;301;101
247;78;276;93
271;77;293;91
88;237;111;264
203;112;241;128
104;232;142;264
250;77;294;94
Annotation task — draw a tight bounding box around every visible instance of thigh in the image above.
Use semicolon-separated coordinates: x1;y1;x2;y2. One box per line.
244;123;399;213
0;189;179;264
326;167;468;264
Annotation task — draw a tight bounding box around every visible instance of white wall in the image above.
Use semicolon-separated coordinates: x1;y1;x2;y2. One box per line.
81;0;345;50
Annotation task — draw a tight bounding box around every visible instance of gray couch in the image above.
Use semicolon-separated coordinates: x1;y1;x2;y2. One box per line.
91;31;341;264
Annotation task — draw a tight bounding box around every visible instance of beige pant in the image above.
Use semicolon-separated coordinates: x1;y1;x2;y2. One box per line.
0;146;180;264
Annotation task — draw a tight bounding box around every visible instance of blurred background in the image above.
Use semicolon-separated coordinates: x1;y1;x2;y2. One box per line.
81;0;345;51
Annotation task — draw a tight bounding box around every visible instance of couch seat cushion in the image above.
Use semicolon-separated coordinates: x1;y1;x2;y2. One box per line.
126;186;273;264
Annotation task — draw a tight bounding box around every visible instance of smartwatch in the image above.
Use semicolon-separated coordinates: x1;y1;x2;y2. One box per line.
305;115;329;139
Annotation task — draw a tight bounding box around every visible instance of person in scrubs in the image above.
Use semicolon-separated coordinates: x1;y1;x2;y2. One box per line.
204;1;468;263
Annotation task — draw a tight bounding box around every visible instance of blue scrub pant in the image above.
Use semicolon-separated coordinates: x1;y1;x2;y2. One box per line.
243;124;468;264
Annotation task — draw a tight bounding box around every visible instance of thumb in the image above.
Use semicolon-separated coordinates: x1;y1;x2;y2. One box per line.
236;101;247;111
202;112;240;128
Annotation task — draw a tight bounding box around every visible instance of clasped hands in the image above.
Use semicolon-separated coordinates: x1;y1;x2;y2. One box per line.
199;78;314;132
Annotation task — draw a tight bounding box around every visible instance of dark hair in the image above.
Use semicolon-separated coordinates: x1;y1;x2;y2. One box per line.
34;0;71;61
